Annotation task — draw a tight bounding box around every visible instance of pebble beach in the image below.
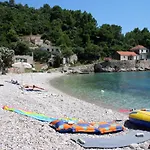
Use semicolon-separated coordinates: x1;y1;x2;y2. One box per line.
0;72;149;150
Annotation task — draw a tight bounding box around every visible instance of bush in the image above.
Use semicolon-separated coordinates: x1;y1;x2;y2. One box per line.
33;49;51;63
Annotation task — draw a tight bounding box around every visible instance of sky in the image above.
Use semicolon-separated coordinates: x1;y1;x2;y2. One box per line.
1;0;150;34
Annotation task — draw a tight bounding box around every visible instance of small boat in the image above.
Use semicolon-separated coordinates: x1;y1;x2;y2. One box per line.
129;109;150;128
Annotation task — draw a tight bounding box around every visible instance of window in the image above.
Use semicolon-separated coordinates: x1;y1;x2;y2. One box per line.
24;59;27;62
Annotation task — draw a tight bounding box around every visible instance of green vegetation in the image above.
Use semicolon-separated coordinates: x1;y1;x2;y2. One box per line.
0;1;150;64
0;47;14;74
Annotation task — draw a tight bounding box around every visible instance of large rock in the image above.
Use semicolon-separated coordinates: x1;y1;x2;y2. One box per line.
94;63;104;73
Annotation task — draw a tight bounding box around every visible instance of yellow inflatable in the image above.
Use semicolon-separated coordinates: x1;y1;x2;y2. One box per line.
129;109;150;128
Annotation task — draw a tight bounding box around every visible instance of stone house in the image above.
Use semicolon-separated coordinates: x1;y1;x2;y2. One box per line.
21;35;43;50
40;43;61;55
40;43;61;67
31;36;43;46
21;35;43;46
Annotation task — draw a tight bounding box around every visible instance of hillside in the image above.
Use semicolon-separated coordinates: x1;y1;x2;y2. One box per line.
1;1;150;63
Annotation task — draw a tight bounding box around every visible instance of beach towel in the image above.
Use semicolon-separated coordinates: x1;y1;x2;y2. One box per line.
50;119;125;134
3;106;55;122
2;106;80;123
71;130;150;148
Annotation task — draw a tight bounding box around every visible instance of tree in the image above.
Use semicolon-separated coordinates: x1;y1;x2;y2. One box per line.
50;5;63;20
1;1;150;64
84;43;101;61
9;0;15;6
61;47;73;57
53;54;62;68
14;41;29;55
6;29;19;42
33;49;51;63
56;33;72;47
0;47;14;74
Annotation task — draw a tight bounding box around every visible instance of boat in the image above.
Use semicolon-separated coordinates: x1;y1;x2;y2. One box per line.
129;109;150;128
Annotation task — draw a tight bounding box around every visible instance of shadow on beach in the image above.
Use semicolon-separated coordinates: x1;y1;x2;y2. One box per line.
124;120;150;132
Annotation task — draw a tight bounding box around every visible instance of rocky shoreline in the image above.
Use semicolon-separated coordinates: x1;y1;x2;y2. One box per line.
58;60;150;74
94;60;150;73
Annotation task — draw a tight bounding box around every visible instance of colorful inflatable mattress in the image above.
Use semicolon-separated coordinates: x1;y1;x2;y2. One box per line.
50;119;125;134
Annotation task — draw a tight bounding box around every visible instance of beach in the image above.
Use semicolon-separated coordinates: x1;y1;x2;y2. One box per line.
0;72;149;150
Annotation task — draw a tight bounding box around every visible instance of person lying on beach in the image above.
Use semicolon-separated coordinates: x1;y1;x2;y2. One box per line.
23;85;45;90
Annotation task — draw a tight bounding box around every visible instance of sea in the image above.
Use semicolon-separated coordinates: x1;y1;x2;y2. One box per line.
51;71;150;110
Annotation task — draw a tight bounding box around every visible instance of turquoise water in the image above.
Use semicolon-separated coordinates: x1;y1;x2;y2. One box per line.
51;71;150;110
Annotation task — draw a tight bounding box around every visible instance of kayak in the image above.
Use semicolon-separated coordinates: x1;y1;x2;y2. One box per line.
129;109;150;128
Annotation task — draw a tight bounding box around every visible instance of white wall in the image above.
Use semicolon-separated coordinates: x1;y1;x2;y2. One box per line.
139;49;149;54
133;56;137;60
140;54;147;60
120;55;137;60
120;56;128;60
136;55;140;60
14;55;34;65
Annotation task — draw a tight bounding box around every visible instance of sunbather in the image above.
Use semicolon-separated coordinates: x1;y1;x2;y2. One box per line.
23;85;45;90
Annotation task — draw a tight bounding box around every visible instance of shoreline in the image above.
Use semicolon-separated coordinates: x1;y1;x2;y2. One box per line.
50;75;125;114
0;72;149;150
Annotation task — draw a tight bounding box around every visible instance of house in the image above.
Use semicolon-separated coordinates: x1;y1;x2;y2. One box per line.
13;55;34;65
21;35;44;47
114;51;137;60
40;43;61;55
30;36;43;46
130;45;149;60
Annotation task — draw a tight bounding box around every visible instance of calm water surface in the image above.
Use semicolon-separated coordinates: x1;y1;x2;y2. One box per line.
51;71;150;109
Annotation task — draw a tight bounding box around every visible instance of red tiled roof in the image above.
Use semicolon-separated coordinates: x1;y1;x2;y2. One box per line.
130;45;146;51
117;51;137;56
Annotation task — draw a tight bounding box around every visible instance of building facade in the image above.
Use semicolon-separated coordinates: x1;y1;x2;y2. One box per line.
114;51;137;60
13;55;34;65
130;45;149;60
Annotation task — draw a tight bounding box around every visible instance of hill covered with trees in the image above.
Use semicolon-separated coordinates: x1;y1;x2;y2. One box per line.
1;0;150;63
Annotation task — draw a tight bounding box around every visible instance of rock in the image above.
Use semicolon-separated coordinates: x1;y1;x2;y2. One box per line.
94;63;103;72
41;65;48;70
129;143;139;149
105;109;113;114
140;142;150;149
